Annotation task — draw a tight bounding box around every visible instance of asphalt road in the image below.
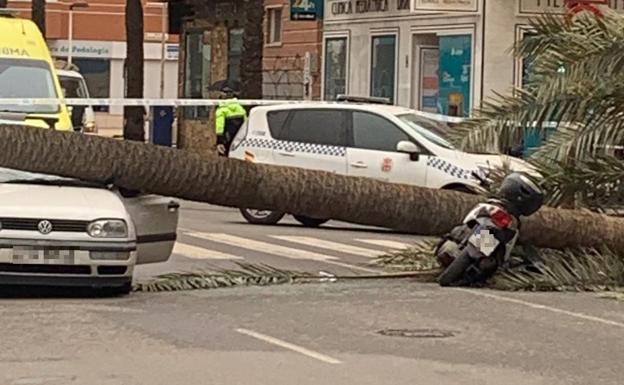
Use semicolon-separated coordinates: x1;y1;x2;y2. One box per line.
1;202;623;385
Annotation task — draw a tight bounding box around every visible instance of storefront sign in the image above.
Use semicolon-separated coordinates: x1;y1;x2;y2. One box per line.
166;44;179;60
291;0;324;20
328;0;408;15
48;41;113;59
518;0;624;15
412;0;478;12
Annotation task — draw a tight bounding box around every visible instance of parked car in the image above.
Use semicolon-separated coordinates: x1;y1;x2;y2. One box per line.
0;165;179;295
228;98;536;227
57;69;97;133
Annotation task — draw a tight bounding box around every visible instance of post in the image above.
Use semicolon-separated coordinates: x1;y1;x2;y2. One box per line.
159;5;166;99
68;9;73;65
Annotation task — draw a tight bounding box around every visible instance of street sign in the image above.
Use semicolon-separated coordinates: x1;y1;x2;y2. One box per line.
290;0;323;20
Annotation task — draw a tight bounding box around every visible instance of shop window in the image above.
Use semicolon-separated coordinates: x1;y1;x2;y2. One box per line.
277;109;348;147
228;28;244;83
323;37;347;101
351;111;409;152
267;7;282;45
370;35;396;103
438;35;472;117
520;31;538;87
72;58;110;112
183;30;211;119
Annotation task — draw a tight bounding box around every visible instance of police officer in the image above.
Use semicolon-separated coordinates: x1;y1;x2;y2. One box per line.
215;87;247;156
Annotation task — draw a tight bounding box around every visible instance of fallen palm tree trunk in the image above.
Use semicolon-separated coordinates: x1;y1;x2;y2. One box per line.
1;125;623;253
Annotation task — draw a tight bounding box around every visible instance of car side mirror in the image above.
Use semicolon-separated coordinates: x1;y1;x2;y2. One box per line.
397;141;421;161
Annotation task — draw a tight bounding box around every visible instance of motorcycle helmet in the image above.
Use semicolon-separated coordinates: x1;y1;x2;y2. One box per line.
497;173;545;216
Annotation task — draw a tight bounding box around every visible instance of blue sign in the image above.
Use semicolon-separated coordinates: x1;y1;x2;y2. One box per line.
438;35;472;117
290;0;323;20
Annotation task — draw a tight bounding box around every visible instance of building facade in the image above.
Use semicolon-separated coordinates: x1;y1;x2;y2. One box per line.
322;0;624;117
8;0;179;129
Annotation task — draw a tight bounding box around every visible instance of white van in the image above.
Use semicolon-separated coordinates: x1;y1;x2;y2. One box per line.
57;69;97;133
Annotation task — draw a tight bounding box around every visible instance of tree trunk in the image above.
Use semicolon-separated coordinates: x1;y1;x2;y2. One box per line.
124;0;145;142
0;0;8;9
1;124;624;254
240;0;264;99
32;0;46;37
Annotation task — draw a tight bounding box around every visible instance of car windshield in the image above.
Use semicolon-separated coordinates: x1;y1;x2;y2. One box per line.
0;58;59;114
396;113;456;150
0;167;73;183
59;75;89;98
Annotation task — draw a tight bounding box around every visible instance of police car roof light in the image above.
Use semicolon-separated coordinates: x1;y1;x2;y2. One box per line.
335;94;393;105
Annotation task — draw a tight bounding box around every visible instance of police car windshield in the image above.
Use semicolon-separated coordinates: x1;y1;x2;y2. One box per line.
0;58;59;113
396;113;456;150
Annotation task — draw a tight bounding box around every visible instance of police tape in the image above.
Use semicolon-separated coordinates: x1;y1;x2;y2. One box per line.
0;97;467;123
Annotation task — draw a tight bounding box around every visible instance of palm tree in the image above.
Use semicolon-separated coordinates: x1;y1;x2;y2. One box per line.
124;0;145;141
32;0;45;36
0;0;8;9
453;9;624;214
0;124;623;253
240;0;264;99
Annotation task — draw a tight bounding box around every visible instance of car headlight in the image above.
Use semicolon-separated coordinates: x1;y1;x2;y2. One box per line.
87;220;128;238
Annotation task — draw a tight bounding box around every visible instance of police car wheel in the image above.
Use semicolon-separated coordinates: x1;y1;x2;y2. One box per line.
293;215;329;228
240;208;285;225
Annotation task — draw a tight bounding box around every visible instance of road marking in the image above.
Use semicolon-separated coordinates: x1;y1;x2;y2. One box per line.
272;236;381;258
173;242;243;260
355;239;412;250
184;232;379;273
458;289;624;329
236;328;342;364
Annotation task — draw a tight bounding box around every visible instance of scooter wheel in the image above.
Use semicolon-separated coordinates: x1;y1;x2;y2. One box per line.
438;251;472;287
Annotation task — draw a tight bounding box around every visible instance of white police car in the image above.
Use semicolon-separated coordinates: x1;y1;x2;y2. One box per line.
228;97;534;227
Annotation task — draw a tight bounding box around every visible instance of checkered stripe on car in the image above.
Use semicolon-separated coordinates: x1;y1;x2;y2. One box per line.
241;138;346;157
427;157;473;180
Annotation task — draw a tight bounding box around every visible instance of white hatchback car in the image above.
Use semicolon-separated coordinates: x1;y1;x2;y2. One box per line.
229;100;534;226
57;69;97;133
0;166;179;295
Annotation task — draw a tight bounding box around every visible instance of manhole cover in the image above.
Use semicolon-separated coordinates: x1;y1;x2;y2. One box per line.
377;328;456;338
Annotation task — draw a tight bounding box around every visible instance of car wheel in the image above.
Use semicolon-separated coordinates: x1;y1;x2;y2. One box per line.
293;215;329;228
239;208;285;225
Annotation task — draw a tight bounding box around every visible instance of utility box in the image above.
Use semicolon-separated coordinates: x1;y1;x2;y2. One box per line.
150;106;174;147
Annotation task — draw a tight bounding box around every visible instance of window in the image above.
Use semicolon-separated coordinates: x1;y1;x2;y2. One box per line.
323;37;347;101
352;111;409;152
520;31;538;87
228;28;244;83
72;58;110;112
183;30;211;119
0;59;58;113
370;35;396;103
396;113;455;150
267;110;290;138
267;7;282;45
59;76;89;98
277;109;348;147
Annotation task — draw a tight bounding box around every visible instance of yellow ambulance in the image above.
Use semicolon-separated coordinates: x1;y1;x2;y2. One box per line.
0;11;72;130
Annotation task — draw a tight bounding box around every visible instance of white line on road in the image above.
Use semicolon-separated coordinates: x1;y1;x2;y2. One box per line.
355;239;412;250
272;236;381;258
173;242;243;260
235;328;342;364
184;232;379;273
458;289;624;328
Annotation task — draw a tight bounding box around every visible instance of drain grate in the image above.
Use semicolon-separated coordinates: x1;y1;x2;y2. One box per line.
377;328;456;338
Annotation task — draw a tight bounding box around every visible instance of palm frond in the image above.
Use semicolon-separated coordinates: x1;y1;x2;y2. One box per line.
134;262;314;292
372;239;440;271
491;247;624;292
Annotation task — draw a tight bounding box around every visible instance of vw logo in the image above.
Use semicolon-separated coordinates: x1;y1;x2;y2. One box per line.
37;220;53;235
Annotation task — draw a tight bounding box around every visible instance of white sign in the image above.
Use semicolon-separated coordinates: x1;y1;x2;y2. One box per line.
48;40;113;59
412;0;478;12
145;32;169;42
518;0;624;15
166;44;179;60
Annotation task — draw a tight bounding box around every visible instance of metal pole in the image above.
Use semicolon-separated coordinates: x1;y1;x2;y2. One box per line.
159;5;166;99
68;8;73;65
